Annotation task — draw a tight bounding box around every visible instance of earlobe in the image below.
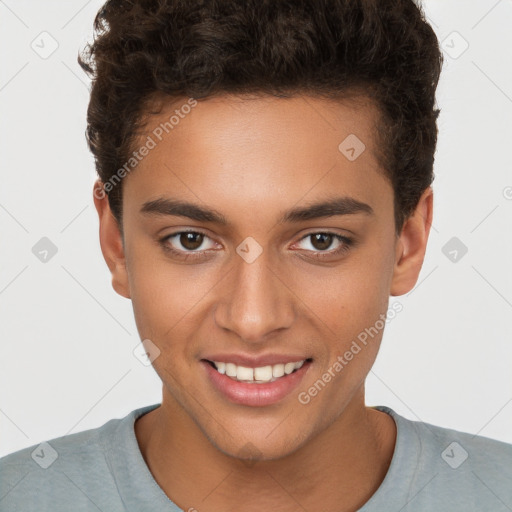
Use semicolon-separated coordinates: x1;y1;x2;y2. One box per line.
390;187;433;296
92;180;131;299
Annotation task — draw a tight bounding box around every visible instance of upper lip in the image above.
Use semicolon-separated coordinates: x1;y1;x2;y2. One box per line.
201;353;312;368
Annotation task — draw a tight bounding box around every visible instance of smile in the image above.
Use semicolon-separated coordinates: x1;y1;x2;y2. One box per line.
202;358;313;407
207;359;308;383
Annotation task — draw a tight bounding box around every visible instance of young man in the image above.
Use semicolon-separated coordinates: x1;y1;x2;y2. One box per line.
1;0;511;510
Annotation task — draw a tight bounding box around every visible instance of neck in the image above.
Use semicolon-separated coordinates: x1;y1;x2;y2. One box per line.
135;388;396;512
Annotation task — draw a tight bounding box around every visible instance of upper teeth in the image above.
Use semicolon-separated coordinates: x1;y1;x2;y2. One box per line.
213;360;306;383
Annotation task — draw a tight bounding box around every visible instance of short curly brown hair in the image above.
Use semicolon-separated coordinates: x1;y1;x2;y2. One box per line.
78;0;443;234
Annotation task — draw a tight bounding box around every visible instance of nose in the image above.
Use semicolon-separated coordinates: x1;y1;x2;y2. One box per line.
214;248;296;344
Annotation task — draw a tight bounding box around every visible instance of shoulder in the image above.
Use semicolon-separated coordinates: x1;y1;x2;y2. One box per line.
415;417;512;509
370;406;512;512
0;405;155;511
0;408;126;467
407;412;512;475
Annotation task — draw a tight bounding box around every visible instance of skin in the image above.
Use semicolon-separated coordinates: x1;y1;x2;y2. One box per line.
93;94;433;512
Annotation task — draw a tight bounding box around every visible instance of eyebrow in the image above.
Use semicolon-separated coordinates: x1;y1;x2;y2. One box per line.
140;196;374;224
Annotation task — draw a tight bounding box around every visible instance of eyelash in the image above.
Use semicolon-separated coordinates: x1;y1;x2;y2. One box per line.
159;230;354;262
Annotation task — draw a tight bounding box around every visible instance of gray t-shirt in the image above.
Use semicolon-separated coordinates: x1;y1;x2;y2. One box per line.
1;403;511;511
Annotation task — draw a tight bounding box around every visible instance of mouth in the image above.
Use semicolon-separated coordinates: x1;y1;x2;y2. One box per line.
203;358;313;383
201;357;313;407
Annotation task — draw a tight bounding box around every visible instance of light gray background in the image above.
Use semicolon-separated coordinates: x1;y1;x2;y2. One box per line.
1;0;511;458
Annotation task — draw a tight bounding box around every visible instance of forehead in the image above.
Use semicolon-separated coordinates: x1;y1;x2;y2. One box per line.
123;93;392;224
140;92;381;159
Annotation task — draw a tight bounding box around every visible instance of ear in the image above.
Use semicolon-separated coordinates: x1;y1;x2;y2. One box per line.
93;179;131;299
390;186;433;296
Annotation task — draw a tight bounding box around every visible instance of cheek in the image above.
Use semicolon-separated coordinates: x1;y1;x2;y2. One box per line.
126;242;224;347
292;249;393;337
123;230;241;380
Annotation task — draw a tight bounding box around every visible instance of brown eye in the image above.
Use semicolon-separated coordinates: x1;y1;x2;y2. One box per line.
309;233;334;251
294;232;354;260
180;232;204;250
161;231;216;254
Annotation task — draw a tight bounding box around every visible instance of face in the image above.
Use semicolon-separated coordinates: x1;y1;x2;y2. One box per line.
95;94;431;460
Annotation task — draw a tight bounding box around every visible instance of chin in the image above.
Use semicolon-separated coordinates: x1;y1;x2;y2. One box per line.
205;425;313;464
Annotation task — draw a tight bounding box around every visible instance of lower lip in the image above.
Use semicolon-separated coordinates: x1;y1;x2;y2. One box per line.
202;360;312;407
